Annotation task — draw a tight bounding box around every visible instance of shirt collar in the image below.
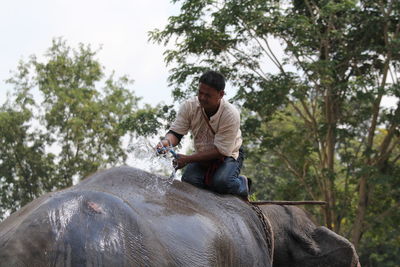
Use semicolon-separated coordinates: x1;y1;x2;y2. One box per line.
194;97;225;119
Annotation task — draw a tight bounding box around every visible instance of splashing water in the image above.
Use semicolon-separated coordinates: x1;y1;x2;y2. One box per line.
127;137;180;184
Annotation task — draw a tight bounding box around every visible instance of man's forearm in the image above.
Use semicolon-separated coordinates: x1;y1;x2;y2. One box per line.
178;147;224;166
188;148;223;162
164;133;180;147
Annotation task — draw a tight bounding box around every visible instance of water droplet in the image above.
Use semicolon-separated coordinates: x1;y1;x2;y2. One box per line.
127;137;179;183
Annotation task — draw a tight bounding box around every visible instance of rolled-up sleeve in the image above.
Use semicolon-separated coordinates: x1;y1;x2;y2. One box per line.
169;101;191;136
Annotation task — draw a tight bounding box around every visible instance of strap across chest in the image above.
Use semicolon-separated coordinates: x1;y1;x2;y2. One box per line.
201;108;216;135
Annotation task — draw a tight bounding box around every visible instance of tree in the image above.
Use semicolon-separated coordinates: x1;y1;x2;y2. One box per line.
0;108;56;216
0;38;163;219
150;0;400;263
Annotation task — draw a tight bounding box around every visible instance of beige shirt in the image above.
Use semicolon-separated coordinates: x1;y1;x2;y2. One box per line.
170;97;242;159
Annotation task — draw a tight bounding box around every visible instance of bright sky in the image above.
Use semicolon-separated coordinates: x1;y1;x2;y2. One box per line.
1;0;397;109
0;0;397;178
0;0;180;107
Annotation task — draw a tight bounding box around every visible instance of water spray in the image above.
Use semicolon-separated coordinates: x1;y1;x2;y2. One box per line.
156;145;178;159
156;141;180;180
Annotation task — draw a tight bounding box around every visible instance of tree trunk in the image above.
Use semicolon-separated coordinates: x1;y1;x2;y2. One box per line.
352;175;368;249
324;87;337;230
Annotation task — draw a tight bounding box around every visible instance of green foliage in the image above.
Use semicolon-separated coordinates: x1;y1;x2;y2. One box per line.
0;109;56;216
152;0;400;265
120;104;177;136
0;38;161;220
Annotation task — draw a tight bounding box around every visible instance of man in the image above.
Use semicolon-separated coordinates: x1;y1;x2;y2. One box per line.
156;70;250;199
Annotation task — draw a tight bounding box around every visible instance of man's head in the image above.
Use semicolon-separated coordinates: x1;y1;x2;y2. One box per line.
198;71;225;114
199;71;225;92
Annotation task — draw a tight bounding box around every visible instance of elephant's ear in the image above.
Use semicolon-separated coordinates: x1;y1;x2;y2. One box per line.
310;227;360;267
259;205;360;267
289;226;321;256
286;226;359;267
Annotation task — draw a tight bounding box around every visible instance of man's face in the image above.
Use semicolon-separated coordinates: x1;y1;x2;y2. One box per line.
198;83;224;112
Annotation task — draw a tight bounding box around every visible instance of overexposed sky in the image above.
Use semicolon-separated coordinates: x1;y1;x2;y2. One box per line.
0;0;179;107
1;0;397;110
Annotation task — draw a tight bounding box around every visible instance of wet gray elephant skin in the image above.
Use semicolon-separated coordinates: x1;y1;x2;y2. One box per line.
0;166;271;266
0;166;359;267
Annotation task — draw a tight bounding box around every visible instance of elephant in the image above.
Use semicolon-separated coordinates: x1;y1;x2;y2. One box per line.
259;205;361;267
0;166;359;267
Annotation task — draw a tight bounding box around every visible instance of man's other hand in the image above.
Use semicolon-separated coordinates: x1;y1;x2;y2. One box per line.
173;154;189;169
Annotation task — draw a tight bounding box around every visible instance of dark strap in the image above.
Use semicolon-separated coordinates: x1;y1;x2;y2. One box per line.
167;130;183;142
201;109;216;135
204;158;224;186
249;204;274;262
200;108;223;185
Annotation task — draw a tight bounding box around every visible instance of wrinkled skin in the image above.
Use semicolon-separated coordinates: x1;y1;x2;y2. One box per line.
260;205;360;267
0;167;271;266
0;166;359;266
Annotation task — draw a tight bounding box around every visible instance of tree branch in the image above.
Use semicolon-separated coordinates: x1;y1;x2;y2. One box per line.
288;101;313;126
252;200;326;205
236;16;285;74
392;153;400;165
280;37;322;93
362;201;400;232
273;149;316;200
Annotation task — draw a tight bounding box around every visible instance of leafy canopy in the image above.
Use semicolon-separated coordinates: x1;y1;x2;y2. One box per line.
150;0;400;264
0;38;167;219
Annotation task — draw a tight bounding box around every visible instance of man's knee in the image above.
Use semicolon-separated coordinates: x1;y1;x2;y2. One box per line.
182;163;206;188
211;175;235;194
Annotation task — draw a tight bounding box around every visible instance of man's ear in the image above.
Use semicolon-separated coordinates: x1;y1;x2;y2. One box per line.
219;90;225;98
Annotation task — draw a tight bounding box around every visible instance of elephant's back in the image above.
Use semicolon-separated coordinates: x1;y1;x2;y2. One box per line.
0;188;167;266
0;166;272;266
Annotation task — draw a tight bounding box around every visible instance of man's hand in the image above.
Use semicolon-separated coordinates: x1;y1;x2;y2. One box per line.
155;139;171;155
172;147;225;169
155;134;180;155
173;154;189;169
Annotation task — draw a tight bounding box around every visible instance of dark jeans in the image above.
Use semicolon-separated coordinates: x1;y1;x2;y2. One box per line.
181;148;248;197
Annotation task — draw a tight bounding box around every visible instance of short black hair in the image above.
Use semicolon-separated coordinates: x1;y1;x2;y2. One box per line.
199;70;225;91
